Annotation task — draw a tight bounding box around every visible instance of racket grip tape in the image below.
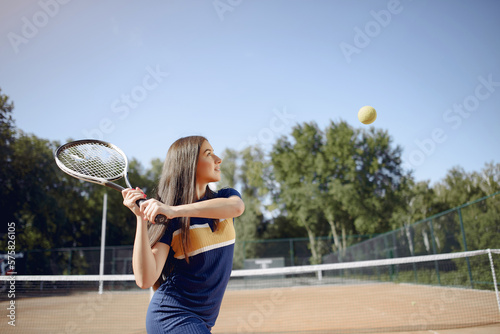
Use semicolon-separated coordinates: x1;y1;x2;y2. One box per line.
135;199;168;224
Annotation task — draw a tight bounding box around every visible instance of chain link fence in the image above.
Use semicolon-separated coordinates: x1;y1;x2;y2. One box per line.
324;191;500;264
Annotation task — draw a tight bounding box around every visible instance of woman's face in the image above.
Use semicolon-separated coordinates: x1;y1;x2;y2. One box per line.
196;140;222;185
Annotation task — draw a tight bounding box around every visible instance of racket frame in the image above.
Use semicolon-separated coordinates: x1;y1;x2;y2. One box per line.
54;139;167;224
54;139;132;192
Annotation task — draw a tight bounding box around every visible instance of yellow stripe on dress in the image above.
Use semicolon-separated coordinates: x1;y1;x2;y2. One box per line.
171;218;235;259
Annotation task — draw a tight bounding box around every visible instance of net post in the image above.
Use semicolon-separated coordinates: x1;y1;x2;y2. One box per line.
99;192;108;295
487;249;500;314
317;269;323;281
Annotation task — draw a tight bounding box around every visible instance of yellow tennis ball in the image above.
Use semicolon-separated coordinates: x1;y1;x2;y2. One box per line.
358;106;377;125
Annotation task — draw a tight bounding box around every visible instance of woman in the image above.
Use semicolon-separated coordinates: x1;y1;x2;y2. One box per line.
122;136;245;333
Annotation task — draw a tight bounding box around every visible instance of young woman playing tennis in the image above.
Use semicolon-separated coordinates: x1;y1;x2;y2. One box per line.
122;136;245;333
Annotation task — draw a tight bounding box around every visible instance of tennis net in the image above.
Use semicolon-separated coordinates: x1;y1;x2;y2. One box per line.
1;249;499;333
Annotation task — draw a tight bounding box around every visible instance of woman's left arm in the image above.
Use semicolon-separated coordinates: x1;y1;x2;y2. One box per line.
140;196;245;222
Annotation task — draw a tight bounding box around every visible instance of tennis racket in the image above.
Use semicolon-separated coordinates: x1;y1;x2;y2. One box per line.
54;139;167;224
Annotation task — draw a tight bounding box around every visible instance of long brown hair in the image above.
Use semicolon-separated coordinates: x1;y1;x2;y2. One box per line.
148;135;215;288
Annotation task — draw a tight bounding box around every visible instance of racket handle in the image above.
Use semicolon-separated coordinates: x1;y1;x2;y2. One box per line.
135;199;168;224
154;214;167;224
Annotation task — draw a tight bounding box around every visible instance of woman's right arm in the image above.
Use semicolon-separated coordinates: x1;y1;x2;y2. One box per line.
123;188;169;289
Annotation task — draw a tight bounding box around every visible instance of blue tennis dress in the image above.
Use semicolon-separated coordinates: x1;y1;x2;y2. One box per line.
146;188;241;334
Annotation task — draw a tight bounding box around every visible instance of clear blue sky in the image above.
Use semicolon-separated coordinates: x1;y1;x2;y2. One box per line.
1;0;499;185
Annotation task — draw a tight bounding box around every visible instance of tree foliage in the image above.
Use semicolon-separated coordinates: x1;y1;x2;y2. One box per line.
271;121;407;262
218;147;271;268
0;89;16;231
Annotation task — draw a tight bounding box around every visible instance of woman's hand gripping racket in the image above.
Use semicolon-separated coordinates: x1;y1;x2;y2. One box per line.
54;139;167;224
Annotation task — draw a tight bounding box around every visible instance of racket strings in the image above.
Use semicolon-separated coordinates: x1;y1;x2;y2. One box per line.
58;143;126;180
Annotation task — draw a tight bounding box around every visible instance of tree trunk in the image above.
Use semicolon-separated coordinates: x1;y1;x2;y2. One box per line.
327;219;340;253
304;225;320;264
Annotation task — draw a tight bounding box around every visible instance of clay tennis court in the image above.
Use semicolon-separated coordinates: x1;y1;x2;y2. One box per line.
1;282;499;334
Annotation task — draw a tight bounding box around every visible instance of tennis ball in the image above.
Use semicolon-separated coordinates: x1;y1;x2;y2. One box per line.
358;106;377;125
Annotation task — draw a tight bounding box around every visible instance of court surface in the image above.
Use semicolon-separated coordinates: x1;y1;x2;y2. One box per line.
0;283;499;333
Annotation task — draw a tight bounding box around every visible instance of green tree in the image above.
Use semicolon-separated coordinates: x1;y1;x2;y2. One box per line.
272;121;406;263
219;149;238;189
317;121;358;254
1;134;96;273
343;126;405;234
473;162;500;196
417;164;500;254
470;163;500;249
434;166;483;207
0;87;160;273
219;147;270;268
389;178;441;256
272;122;329;264
0;89;16;231
390;179;439;229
